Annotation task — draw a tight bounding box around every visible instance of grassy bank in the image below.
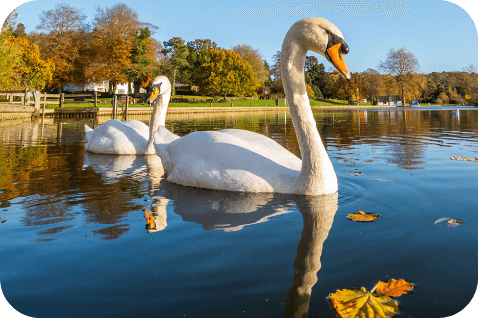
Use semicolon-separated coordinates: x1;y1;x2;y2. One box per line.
45;98;375;108
2;97;453;109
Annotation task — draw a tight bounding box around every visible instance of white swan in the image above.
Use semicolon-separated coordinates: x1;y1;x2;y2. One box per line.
84;76;172;154
152;17;351;195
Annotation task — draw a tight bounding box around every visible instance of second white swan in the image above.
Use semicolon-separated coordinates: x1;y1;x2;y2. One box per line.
152;17;351;195
84;76;172;155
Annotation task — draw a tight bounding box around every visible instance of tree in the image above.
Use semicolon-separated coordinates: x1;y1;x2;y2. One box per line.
270;51;284;95
2;10;18;34
91;4;143;92
382;75;398;95
163;37;190;91
125;27;162;93
0;12;19;88
37;4;86;41
7;37;55;89
304;56;330;98
34;4;86;90
379;47;420;104
462;63;477;74
231;44;269;88
13;23;26;38
195;48;260;97
361;69;383;104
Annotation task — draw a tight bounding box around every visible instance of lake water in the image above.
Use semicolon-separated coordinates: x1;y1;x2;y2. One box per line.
1;107;477;317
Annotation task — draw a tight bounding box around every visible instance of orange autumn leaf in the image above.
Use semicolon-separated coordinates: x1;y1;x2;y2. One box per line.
327;287;399;318
376;279;414;297
347;211;380;222
144;210;156;228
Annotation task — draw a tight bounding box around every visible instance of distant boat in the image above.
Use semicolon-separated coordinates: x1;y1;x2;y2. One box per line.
410;99;420;107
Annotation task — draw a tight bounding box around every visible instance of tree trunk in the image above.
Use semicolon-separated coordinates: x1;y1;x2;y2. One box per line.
172;69;177;95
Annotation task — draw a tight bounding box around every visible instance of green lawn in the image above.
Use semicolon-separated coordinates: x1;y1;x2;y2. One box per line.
9;97;448;109
44;98;366;108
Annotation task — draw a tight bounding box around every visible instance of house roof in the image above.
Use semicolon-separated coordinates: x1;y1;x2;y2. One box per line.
377;95;401;102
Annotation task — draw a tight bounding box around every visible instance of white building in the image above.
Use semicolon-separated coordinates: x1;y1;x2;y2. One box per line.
63;81;147;94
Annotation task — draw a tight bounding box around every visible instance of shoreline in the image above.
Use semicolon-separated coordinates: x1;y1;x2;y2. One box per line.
0;103;474;120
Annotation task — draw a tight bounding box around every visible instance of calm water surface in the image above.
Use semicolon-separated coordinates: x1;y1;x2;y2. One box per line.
1;107;477;317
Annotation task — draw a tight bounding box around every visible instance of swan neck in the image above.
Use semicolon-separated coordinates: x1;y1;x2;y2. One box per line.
145;93;169;154
281;36;337;194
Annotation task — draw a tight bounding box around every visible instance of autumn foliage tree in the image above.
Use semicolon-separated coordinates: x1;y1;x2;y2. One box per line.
90;4;148;93
0;13;20;89
33;4;86;90
379;47;420;104
8;37;54;89
231;44;270;93
195;48;260;97
0;12;54;90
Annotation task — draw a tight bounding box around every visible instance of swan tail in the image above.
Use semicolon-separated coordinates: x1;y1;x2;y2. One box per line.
84;124;93;133
84;124;94;144
153;127;179;174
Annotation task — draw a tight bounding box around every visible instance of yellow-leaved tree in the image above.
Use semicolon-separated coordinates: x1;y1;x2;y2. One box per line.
6;37;54;90
195;48;260;97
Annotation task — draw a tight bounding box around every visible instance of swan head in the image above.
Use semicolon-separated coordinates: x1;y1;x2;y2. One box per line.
285;17;351;80
147;76;172;104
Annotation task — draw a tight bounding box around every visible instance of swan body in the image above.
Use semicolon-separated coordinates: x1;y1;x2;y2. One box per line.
152;17;351;195
84;76;171;155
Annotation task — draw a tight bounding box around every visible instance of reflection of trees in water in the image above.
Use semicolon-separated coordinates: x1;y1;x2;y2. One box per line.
329;109;478;170
6;109;478;242
12;133;152;240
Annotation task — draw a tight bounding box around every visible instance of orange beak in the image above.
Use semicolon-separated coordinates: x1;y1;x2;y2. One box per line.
326;43;351;80
147;87;160;104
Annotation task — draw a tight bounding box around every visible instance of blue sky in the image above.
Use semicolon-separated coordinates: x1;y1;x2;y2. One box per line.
2;0;478;74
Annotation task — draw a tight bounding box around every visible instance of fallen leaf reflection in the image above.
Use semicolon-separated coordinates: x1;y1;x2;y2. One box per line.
347;211;380;222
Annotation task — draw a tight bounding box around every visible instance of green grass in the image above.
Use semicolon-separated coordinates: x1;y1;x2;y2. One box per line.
24;98;456;109
45;98;362;108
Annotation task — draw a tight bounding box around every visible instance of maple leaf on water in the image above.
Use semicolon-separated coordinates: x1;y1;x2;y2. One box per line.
327;287;399;318
327;279;414;318
376;279;414;297
347;211;380;222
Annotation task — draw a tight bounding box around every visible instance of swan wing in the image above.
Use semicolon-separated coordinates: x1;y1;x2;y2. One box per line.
153;126;180;173
166;129;301;193
85;120;149;154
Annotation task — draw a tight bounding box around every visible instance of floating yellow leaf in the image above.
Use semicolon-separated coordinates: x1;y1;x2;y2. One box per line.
144;210;156;228
376;279;414;297
448;219;463;224
347;211;380;222
327;287;399;318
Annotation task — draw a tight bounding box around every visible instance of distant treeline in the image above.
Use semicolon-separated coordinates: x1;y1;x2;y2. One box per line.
1;3;477;104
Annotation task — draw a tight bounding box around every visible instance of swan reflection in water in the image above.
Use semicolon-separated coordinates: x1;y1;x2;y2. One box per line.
82;152;169;233
153;179;338;317
83;153;338;316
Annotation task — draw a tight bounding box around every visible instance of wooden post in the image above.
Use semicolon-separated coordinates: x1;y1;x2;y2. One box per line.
23;88;28;105
231;102;233;107
113;95;117;118
125;95;129;116
210;102;212;107
42;93;46;115
59;93;64;107
94;92;98;107
32;90;40;113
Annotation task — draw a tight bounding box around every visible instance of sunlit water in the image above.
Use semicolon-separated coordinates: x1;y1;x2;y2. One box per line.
1;107;477;317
